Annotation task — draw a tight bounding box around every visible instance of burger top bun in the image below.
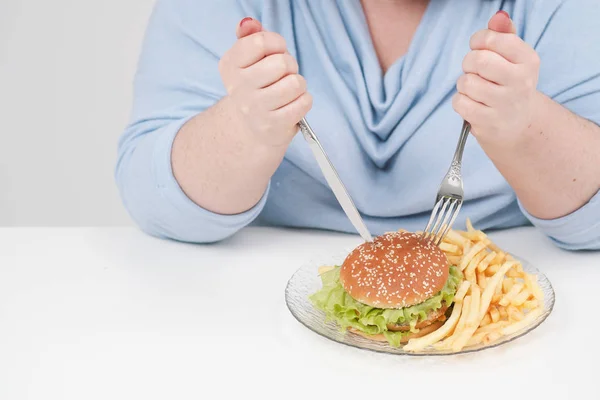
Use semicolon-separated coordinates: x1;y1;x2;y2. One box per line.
339;231;449;309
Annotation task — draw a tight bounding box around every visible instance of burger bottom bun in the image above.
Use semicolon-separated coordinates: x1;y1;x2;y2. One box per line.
349;320;444;344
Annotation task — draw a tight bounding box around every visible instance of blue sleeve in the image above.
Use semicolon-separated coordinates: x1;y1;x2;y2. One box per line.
115;0;269;243
519;0;600;250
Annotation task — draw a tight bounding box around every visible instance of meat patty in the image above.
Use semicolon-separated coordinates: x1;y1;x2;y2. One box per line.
386;304;449;332
350;320;445;344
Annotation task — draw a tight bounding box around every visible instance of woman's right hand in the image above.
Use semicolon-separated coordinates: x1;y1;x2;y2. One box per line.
218;18;313;147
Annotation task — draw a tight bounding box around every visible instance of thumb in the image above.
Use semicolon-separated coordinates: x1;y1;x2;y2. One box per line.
236;17;263;39
488;10;516;34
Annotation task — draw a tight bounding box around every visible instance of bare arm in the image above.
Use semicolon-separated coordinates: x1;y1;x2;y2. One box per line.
483;93;600;220
172;19;311;215
172;97;285;215
454;11;600;221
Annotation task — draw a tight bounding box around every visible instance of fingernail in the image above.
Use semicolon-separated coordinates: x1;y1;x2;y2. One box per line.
496;10;510;18
240;17;253;27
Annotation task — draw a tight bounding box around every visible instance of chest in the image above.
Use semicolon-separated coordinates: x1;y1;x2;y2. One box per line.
360;0;430;73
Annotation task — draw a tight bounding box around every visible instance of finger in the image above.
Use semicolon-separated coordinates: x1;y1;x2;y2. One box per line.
452;93;492;127
470;30;535;64
260;74;307;111
272;92;313;126
488;11;516;34
456;73;504;107
236;17;263;39
462;50;515;86
227;31;287;68
242;53;299;88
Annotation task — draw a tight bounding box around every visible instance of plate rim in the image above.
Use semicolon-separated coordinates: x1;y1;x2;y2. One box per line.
285;249;556;357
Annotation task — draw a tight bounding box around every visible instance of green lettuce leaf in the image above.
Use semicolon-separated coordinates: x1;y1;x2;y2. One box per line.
309;265;463;347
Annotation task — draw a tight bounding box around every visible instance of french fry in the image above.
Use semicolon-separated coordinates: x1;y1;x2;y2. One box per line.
403;290;467;352
502;278;515;294
463;241;472;255
444;229;469;247
455;296;472;333
454;280;471;304
524;300;539;310
468;285;481;329
477;270;487;289
477;251;497;272
414;289;471;351
507;266;523;278
401;223;545;353
466;331;488;347
466;218;475;232
481;313;492;326
447;255;462;265
486;263;500;276
492;276;504;303
452;286;481;352
479;261;517;321
460;241;488;271
511;289;532;306
318;266;335;275
439;242;459;254
473;321;510;335
462;230;488;242
493;252;506;264
483;332;502;345
465;251;487;284
501;308;543;336
515;263;524;274
498;306;509;320
507;306;525;321
489;305;500;323
524;274;544;302
499;282;525;307
441;295;472;349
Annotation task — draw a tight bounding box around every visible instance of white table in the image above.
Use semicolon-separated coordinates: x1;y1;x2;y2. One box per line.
0;226;597;399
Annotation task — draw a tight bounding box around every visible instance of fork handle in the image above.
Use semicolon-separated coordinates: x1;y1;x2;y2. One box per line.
452;120;471;166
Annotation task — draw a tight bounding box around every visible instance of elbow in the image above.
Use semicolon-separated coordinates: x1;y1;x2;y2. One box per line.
547;236;600;251
115;136;242;245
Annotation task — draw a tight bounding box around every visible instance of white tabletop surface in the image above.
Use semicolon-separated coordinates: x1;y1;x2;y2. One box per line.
0;226;598;399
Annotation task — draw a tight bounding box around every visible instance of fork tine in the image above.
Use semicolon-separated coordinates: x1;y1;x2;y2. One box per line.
432;198;458;243
427;197;451;240
435;201;463;245
422;199;443;239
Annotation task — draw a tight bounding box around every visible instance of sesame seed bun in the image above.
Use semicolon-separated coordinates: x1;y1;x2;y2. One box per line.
339;231;449;309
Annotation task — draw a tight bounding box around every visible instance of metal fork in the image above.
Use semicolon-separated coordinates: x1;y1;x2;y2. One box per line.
421;120;471;245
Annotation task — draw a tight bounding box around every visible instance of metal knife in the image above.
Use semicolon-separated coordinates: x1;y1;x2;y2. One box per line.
298;118;373;242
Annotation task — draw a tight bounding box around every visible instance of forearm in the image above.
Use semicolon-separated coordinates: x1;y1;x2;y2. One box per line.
172;96;287;215
481;92;600;220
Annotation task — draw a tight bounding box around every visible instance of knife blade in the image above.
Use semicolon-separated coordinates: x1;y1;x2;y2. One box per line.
298;118;373;242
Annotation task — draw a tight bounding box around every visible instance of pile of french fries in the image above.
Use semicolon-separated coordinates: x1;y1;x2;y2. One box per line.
403;220;544;352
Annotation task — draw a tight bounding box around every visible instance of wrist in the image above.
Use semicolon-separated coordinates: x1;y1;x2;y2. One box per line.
476;91;546;160
217;97;290;190
221;94;294;153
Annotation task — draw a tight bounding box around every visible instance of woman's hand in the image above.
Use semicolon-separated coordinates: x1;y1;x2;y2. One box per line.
451;11;600;223
453;11;541;151
218;18;312;147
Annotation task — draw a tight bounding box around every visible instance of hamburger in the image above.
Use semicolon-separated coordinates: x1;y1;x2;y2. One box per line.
310;230;463;347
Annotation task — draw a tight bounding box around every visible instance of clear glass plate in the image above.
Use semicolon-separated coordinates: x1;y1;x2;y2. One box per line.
285;250;555;356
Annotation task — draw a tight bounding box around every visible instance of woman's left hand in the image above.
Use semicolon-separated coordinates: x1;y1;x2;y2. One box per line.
453;11;541;151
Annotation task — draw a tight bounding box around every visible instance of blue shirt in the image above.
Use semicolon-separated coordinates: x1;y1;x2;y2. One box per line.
116;0;600;250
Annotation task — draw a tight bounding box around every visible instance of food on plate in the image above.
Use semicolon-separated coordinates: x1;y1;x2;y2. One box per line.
310;230;463;347
309;219;545;353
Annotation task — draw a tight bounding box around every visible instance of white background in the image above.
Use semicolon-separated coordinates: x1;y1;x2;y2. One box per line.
0;0;156;226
